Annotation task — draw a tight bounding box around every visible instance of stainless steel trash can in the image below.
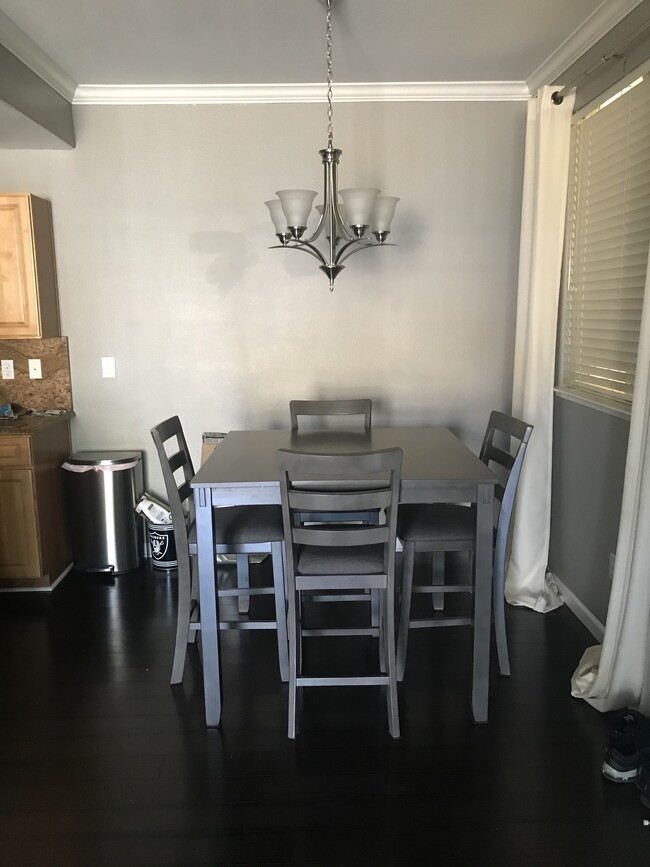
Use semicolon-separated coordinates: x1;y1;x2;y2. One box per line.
63;451;144;574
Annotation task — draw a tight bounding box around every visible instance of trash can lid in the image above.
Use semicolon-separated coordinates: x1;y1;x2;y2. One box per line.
66;450;142;466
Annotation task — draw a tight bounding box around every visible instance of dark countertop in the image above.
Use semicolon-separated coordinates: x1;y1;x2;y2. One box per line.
0;411;75;436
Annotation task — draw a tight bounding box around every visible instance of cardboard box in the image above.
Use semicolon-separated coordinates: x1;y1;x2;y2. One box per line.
201;431;226;465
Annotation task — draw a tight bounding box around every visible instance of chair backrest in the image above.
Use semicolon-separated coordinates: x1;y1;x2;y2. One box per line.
277;448;402;574
478;410;533;542
150;416;195;572
289;398;372;431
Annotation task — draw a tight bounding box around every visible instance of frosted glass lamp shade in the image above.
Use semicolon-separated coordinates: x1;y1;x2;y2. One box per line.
339;188;380;226
276;189;317;227
371;196;400;232
265;199;288;234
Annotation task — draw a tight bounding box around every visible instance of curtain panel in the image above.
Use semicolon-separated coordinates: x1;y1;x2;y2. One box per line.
572;253;650;714
506;85;575;611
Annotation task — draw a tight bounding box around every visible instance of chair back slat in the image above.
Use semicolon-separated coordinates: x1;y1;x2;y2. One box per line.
482;443;515;472
278;447;402;558
294;525;390;547
177;480;193;506
290;398;372;431
289;488;392;513
167;449;188;475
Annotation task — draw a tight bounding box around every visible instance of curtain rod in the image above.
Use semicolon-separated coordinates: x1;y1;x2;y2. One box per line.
551;17;650;105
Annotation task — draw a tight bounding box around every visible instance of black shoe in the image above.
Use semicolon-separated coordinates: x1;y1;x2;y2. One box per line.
638;749;650;808
602;709;650;783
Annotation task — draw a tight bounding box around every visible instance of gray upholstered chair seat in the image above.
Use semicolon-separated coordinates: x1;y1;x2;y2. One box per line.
213;505;284;544
397;504;474;543
297;543;385;575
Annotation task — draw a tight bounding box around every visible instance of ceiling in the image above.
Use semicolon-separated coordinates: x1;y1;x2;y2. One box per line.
0;0;631;92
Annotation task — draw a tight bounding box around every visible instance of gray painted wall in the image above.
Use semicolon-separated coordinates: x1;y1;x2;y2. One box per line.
0;101;525;498
549;395;629;626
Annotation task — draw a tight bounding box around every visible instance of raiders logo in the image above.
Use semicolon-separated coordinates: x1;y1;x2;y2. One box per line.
150;531;169;560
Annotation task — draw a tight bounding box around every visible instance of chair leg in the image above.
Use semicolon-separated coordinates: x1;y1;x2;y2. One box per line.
271;542;289;683
188;555;199;644
371;589;380;628
432;551;445;611
296;590;303;676
236;554;250;614
493;546;510;676
378;590;386;673
287;586;298;739
384;584;400;738
171;560;193;684
396;542;415;682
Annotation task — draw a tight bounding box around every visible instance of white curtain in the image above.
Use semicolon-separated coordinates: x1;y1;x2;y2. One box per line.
571;256;650;714
506;85;576;611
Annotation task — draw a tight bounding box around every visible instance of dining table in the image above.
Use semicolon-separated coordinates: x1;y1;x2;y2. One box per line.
190;426;498;728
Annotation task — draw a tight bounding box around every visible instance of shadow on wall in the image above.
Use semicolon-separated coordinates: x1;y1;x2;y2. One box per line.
189;231;257;297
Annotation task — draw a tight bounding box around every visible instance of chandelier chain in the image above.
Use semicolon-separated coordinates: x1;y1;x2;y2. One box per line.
326;0;333;149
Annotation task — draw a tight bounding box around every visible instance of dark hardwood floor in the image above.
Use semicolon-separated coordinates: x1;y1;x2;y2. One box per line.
0;557;646;866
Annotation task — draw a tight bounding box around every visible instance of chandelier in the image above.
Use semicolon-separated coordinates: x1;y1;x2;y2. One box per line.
264;0;399;291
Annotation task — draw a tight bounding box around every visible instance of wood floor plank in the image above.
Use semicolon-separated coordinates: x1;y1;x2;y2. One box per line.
0;561;645;865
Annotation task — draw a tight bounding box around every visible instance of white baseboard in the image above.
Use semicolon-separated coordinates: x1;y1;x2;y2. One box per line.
550;572;605;641
50;562;74;590
0;562;73;593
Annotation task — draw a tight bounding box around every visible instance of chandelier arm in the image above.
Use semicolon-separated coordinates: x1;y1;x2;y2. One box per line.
336;241;388;266
305;211;326;244
326;146;355;241
271;240;328;266
333;238;372;263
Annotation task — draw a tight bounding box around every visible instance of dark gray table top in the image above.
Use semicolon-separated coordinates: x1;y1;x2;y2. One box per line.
191;427;497;488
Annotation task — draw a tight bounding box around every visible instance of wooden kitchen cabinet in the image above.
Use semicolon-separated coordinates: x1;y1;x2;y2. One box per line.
0;193;61;339
0;420;72;589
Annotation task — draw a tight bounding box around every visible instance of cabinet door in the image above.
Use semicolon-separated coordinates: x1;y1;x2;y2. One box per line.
0;469;41;579
0;195;41;337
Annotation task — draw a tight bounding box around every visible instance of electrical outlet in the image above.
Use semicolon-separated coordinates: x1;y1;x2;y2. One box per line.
101;356;116;378
28;359;42;379
1;360;14;379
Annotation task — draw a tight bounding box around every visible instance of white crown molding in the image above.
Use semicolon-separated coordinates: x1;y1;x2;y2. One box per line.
73;80;529;105
526;0;645;93
0;9;77;101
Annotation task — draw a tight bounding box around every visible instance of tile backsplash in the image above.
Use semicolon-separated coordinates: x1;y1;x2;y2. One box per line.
0;337;72;411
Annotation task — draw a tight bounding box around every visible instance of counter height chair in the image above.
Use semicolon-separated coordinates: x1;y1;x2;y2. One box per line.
151;416;288;685
278;447;403;739
396;411;533;680
290;397;380;626
290;399;376;527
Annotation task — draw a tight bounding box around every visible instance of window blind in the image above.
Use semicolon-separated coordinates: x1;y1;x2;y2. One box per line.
561;73;650;404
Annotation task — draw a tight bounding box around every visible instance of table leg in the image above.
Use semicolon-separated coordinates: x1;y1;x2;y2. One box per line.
195;486;222;727
472;482;494;723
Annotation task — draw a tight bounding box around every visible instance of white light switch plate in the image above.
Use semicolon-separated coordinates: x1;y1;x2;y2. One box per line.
101;356;116;378
1;360;14;379
28;359;42;379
